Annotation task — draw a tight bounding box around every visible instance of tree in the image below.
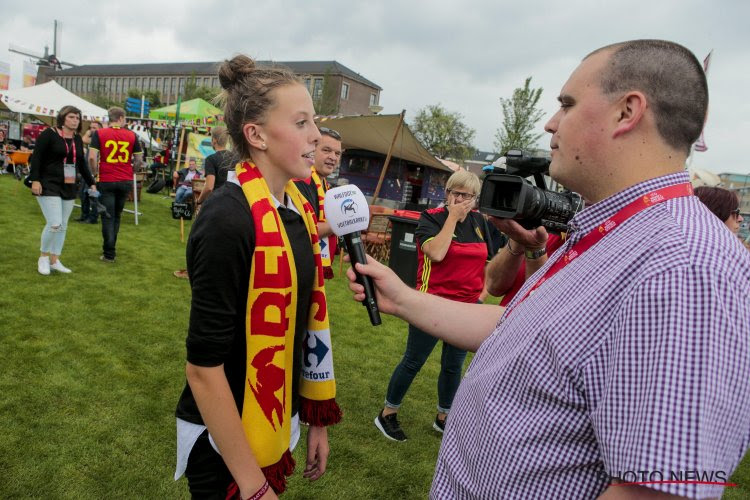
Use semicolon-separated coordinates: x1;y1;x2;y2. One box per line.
411;104;476;162
314;69;339;116
126;88;161;108
494;77;545;155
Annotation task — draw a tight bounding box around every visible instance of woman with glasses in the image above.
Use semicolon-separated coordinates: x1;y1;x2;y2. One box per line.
695;186;744;235
375;169;491;442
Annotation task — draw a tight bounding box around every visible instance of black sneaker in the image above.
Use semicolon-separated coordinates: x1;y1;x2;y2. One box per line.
433;414;447;433
374;410;407;442
100;255;115;263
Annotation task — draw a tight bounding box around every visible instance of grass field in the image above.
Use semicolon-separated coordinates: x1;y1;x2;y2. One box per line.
0;174;748;499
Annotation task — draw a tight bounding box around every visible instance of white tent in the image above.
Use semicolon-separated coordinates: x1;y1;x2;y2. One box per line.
0;81;107;122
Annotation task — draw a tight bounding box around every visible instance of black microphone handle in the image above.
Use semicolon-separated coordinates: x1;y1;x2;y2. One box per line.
343;231;382;326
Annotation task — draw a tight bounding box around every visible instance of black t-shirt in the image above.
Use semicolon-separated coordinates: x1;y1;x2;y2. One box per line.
175;182;315;424
294;177;319;214
28;127;95;199
203;149;237;190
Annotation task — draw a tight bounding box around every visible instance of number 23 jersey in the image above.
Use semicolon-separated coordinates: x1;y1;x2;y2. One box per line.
90;126;142;182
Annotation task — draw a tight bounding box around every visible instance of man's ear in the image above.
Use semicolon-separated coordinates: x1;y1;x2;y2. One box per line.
612;91;647;139
242;122;266;150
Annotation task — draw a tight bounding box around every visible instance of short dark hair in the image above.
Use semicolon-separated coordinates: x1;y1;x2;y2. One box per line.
588;40;708;155
108;106;126;122
56;105;83;133
694;186;740;222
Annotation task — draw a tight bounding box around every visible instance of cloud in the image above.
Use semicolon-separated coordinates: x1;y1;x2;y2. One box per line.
1;0;749;174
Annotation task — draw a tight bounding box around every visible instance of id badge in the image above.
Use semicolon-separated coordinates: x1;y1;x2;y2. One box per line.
63;164;76;184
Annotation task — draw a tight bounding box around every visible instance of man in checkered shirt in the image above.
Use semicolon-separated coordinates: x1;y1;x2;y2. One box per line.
347;39;750;499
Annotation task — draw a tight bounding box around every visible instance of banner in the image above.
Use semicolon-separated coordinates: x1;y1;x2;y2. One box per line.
0;61;9;90
23;60;37;87
186;132;215;162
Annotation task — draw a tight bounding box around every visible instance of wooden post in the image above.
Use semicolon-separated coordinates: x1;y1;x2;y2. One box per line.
177;127;187;241
372;110;405;204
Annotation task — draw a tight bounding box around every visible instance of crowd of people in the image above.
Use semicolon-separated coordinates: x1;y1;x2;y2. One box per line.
10;37;750;500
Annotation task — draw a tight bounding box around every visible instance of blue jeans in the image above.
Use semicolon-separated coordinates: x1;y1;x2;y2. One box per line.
385;323;468;414
36;196;74;255
175;185;193;203
98;181;131;259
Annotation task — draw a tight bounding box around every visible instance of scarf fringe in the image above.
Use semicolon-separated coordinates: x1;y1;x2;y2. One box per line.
299;397;343;427
262;449;296;494
323;266;334;280
224;450;295;498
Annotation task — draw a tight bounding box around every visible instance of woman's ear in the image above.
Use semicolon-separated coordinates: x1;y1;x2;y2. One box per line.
242;123;267;151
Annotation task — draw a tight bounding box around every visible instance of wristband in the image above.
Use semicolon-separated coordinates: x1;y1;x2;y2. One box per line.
524;247;547;260
243;480;269;500
506;240;523;256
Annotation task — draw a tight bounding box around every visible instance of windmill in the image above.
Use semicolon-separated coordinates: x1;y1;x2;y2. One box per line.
7;20;76;69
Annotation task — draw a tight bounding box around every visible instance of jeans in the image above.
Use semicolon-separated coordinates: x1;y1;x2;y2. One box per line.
175;185;193;203
36;196;74;255
98;181;131;259
385;323;468;413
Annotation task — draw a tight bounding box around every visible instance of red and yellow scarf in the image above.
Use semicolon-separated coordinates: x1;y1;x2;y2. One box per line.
236;161;341;494
309;168;337;279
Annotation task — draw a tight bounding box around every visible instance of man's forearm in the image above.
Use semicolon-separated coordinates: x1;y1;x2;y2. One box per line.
395;289;503;351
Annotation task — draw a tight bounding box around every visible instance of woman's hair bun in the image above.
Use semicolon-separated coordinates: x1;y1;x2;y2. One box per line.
218;55;256;90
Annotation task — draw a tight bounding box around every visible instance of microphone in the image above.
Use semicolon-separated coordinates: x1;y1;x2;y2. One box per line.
324;185;381;326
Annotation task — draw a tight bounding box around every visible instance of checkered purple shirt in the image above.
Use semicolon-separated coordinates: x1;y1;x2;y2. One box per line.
431;172;750;499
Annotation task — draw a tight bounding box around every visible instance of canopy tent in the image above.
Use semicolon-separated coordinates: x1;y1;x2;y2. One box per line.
316;114;451;172
0;81;107;122
149;98;222;121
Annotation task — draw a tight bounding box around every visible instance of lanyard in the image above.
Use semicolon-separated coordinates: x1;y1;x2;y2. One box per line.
505;182;694;318
57;128;76;166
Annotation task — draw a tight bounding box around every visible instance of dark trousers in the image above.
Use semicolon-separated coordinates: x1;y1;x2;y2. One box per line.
98;181;131;259
185;431;234;499
385;323;468;413
78;181;99;222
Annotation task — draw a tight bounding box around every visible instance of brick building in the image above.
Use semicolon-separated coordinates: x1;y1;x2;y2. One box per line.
38;60;381;115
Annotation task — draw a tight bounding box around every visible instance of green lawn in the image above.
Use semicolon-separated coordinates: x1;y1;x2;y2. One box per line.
0;174;747;499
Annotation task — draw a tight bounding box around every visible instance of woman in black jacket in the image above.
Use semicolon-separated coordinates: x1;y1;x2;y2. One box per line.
28;105;96;275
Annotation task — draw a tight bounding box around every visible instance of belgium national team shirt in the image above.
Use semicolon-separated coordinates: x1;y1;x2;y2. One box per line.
415;207;490;303
90;126;142;182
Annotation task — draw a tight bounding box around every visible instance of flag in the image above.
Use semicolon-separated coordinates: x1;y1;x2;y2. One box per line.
692;50;713;153
23;60;37;87
0;61;9;90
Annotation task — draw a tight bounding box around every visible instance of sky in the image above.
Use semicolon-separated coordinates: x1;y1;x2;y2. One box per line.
1;0;748;175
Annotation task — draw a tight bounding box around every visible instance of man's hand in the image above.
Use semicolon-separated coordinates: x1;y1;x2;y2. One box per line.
303;426;329;481
490;217;548;249
31;181;42;196
345;254;411;317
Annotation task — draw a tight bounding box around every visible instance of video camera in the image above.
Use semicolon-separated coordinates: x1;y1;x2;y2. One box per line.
478;149;583;233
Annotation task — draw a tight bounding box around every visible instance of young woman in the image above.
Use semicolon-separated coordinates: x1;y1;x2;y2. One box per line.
28;106;96;275
695;186;744;235
374;170;491;441
175;55;341;499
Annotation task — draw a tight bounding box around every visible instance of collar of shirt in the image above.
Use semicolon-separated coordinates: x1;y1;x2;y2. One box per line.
565;171;690;240
227;171;300;215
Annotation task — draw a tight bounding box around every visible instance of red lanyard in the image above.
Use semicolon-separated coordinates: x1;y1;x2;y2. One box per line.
57;128;76;165
505;183;694;317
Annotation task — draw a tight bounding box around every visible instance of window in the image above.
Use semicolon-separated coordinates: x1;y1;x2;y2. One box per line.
212;77;218;87
179;78;185;93
303;78;311;91
341;82;349;100
348;157;369;173
312;78;323;100
370;93;378;106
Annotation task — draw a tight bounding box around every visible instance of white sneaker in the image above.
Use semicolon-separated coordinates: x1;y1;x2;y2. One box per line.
50;260;72;273
38;256;50;275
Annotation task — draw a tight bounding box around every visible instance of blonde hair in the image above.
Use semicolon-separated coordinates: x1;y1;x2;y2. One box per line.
211;126;229;148
446;169;480;197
